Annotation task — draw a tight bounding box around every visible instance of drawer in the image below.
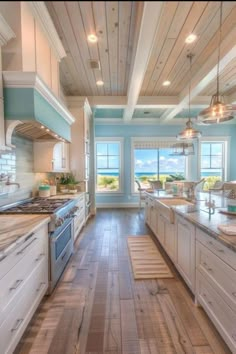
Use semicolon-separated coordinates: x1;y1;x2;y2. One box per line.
0;260;48;354
0;237;47;322
0;224;48;280
196;271;236;353
196;227;236;270
196;241;236;311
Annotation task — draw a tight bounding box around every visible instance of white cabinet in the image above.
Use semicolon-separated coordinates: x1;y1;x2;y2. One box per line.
156;211;175;262
34;141;70;172
196;228;236;353
73;193;85;242
175;214;195;292
0;222;48;354
156;211;165;245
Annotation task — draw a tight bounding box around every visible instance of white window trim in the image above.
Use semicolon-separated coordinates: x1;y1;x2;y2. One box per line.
198;136;230;181
95;137;124;195
130;137;189;194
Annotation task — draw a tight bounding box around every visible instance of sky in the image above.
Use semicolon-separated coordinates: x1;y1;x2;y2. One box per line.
134;149;185;173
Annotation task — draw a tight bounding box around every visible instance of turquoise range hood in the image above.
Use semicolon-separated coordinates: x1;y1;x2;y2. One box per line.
3;72;75;143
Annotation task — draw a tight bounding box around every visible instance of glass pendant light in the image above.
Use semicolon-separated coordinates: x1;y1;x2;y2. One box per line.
170;142;195;156
177;53;202;140
198;1;235;124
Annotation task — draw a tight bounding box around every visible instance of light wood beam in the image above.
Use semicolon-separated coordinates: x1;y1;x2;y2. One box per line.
123;2;164;121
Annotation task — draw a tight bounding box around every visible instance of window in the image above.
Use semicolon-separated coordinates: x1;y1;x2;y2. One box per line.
199;137;229;190
132;138;186;191
96;138;123;192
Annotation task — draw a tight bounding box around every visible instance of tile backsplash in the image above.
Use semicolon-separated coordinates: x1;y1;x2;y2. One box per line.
0;135;47;206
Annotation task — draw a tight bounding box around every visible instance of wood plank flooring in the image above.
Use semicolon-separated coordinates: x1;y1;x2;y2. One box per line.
14;209;232;354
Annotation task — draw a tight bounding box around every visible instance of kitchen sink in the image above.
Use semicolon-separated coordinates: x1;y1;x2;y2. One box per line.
156;198;194;223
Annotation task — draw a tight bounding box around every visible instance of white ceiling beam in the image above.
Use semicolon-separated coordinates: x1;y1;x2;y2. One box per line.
159;27;236;123
73;95;214;109
87;96;127;108
123;1;164;121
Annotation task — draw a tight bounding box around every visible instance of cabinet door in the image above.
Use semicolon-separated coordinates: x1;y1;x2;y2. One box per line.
176;216;195;291
150;202;157;233
144;197;149;223
53;142;69;172
157;212;165;245
165;221;175;262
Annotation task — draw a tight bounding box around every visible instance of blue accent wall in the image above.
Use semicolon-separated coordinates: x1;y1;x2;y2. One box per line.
95;123;236;206
4;87;71;141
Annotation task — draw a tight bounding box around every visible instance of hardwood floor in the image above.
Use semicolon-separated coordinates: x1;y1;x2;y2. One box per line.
14;209;232;354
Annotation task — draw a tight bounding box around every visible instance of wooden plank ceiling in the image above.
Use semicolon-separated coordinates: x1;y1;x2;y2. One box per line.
46;1;236;122
46;1;139;96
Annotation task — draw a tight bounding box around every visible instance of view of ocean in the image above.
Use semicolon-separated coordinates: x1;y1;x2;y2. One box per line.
98;171;220;177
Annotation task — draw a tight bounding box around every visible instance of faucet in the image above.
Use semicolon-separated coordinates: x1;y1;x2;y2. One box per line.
6;176;20;189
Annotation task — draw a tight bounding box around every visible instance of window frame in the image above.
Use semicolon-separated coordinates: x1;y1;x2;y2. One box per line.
131;137;189;194
95;137;124;194
198;136;230;181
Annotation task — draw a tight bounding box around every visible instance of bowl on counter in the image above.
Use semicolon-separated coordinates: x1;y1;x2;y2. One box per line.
60;189;69;193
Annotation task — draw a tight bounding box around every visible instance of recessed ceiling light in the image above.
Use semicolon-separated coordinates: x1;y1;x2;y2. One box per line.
46;129;50;132
163;80;171;86
40;125;45;129
88;34;98;43
185;33;197;44
96;80;104;86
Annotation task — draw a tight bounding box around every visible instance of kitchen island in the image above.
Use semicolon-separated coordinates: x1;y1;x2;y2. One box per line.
144;190;236;353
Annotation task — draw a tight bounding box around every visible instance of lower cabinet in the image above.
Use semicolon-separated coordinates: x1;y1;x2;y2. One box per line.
175;215;195;292
73;193;85;242
0;223;49;354
196;229;236;353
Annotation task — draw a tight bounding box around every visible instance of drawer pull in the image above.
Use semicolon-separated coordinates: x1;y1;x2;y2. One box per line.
9;279;23;291
232;292;236;298
11;318;23;332
207;241;224;254
232;334;236;342
208;301;213;305
36;282;46;292
16;238;37;255
35;253;45;262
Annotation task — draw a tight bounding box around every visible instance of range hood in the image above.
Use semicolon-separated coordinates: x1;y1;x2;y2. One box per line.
3;72;75;147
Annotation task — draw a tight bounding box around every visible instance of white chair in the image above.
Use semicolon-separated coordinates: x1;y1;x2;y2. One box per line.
135;180;147;209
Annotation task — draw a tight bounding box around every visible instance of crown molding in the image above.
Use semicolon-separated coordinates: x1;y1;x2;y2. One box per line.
0;13;15;46
28;2;66;61
3;71;75;125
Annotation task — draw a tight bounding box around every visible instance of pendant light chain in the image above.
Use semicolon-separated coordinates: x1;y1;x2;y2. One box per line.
217;1;223;99
188;53;193;124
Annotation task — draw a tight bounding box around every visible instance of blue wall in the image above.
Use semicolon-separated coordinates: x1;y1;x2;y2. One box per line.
95;123;236;206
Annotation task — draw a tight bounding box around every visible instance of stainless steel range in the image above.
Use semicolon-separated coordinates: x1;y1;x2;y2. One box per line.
0;197;79;294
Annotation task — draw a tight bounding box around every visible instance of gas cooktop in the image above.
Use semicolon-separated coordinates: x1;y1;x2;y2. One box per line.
0;198;72;214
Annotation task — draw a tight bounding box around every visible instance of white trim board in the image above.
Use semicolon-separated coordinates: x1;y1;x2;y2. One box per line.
28;1;66;61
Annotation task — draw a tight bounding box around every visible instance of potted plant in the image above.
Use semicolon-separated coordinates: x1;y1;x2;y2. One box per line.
57;173;81;193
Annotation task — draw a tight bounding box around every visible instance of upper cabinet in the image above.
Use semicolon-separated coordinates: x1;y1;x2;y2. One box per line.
66;97;92;186
34;141;69;173
0;2;66;99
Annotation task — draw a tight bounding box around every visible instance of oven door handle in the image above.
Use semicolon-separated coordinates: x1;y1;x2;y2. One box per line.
51;219;73;243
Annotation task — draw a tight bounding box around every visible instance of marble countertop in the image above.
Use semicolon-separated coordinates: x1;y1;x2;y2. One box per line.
174;204;236;252
145;190;236;252
0;215;50;260
49;192;85;200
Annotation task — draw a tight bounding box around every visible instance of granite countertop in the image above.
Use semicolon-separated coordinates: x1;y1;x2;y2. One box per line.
0;215;50;260
174;204;236;252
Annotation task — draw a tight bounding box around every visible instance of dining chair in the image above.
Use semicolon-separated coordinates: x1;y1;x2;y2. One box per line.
148;180;163;191
135;180;147;209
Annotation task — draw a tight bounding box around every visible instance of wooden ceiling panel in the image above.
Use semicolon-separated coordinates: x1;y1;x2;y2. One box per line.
165;3;236;97
199;58;236;96
46;1;138;96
